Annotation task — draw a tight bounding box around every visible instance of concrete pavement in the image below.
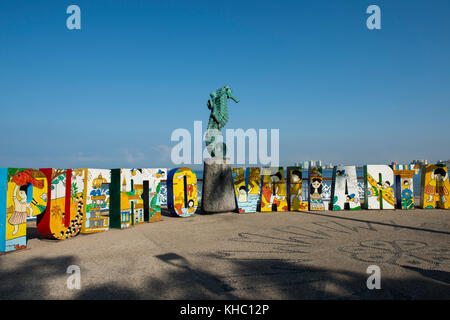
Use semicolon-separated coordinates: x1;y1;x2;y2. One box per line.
1;208;449;299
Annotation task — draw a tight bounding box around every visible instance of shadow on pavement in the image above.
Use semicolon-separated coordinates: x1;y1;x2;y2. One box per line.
0;255;77;299
1;254;450;299
72;254;450;299
0;248;450;300
401;265;450;285
296;211;450;235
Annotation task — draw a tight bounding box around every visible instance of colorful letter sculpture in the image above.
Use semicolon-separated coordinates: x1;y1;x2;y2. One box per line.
309;166;325;210
167;167;198;217
260;167;288;212
419;164;450;209
5;161;450;254
287;166;308;211
143;168;167;223
81;169;110;233
37;168;85;239
0;168;48;252
331;165;361;211
110;169;137;229
392;164;419;210
232;167;261;213
364;165;395;209
111;168;168;228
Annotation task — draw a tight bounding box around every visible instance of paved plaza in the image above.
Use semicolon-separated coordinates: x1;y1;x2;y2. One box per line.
1;209;449;299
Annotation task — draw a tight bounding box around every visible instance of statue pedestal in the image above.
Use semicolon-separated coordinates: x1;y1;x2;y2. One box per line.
201;158;237;213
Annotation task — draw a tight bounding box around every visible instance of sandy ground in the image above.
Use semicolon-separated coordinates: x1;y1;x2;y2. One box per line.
0;208;449;299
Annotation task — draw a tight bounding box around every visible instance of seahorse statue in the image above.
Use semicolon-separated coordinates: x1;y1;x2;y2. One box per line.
205;85;239;157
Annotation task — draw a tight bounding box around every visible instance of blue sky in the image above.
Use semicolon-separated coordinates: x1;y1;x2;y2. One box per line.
0;0;449;169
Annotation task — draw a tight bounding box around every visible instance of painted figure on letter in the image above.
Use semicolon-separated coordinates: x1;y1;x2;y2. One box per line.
425;167;449;204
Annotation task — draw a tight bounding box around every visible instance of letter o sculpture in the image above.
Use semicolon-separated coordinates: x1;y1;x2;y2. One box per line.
167;167;198;217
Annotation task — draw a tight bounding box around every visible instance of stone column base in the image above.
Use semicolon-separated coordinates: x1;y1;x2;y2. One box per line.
201;158;237;213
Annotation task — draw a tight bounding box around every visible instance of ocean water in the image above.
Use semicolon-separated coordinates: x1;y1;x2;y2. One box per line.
159;168;423;206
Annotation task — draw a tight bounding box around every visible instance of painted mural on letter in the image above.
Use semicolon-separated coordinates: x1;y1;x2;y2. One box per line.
37;168;85;240
309;166;325;211
1;168;48;252
81;169;110;233
232;167;261;213
142;168;167;223
419;164;450;209
331;165;361;211
287;166;308;211
260;167;288;212
364;165;395;210
392;164;419;210
167;167;198;217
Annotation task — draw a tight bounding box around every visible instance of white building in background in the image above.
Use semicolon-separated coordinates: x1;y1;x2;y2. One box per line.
308;160;320;168
412;159;428;165
300;160;324;168
303;161;309;169
299;160;335;169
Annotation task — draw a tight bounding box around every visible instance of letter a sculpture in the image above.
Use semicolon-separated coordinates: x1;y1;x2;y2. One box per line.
202;85;239;214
